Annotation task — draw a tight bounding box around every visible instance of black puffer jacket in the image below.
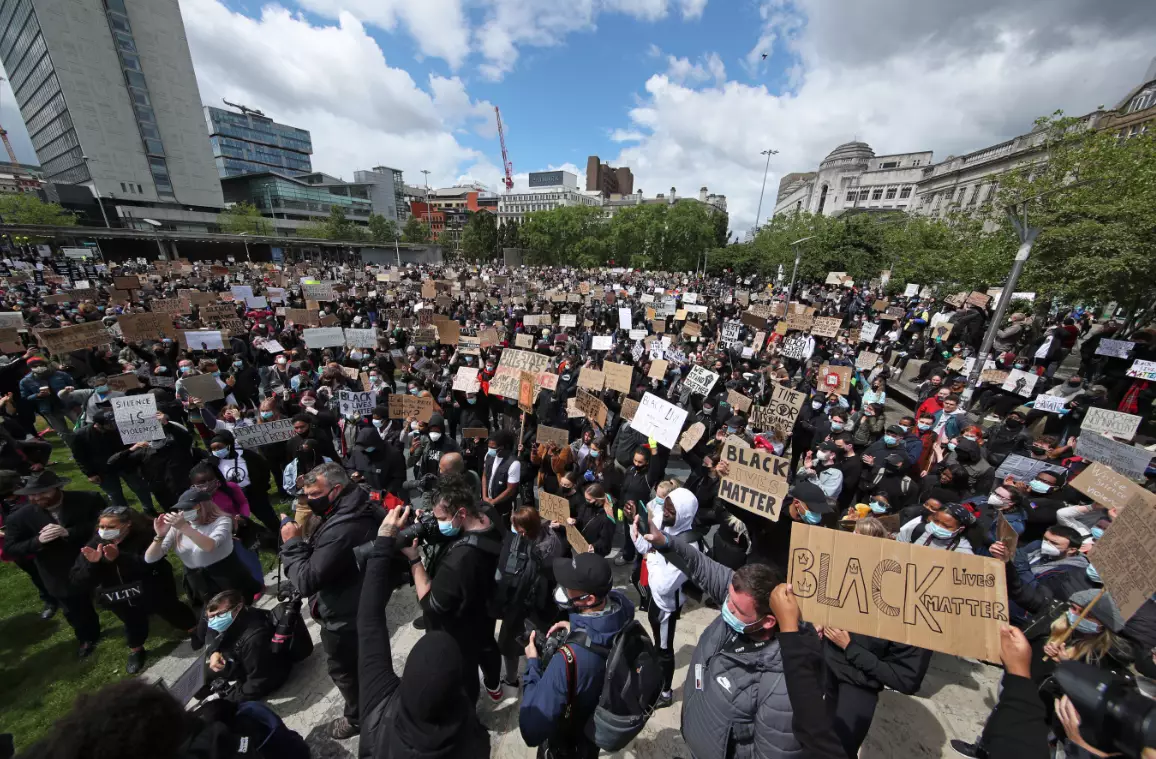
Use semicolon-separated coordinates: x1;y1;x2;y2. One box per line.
822;633;932;694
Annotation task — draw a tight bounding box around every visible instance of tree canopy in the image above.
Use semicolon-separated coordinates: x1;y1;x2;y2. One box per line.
218;202;271;235
0;194;76;226
460;211;498;261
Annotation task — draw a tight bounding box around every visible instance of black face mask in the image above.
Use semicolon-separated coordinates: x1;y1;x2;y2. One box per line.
306;487;337;517
1005;418;1023;430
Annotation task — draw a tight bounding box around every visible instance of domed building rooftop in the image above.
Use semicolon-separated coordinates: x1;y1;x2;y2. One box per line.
819;141;875;168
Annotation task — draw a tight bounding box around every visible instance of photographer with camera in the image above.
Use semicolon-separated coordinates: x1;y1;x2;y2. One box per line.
357;504;491;759
197;589;291;703
519;552;637;759
400;472;503;704
280;462;378;741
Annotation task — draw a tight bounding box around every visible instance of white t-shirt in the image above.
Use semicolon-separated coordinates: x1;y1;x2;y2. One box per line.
155;515;234;569
489;456;521;495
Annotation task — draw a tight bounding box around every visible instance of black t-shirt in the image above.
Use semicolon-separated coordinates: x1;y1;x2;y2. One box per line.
423;517;503;632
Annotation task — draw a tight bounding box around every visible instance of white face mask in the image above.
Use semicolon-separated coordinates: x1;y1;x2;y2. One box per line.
428;431;443;442
98;528;121;541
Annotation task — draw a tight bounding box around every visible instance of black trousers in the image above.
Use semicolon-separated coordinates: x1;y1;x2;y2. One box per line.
823;669;881;758
244;485;280;533
58;592;101;644
320;626;360;724
647;598;680;693
111;592;198;649
17;558;52;604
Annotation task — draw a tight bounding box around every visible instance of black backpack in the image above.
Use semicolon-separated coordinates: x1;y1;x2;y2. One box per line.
487;532;546;619
559;620;663;751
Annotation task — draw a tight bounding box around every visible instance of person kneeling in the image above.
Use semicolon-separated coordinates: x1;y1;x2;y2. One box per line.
197;590;290;702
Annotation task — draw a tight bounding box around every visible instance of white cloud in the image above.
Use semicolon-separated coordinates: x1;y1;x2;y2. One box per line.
609;129;646;142
614;0;1156;236
295;0;471;69
180;0;489;188
664;52;726;86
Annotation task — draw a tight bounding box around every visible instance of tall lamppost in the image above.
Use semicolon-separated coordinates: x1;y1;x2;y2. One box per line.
753;148;778;232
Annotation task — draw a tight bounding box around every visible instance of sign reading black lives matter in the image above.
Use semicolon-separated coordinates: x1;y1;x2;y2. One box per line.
719;441;790;520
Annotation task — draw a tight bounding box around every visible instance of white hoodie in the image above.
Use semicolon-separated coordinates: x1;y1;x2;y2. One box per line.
634;488;700;614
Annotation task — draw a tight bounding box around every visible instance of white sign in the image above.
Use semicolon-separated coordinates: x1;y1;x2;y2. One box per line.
453;366;481;393
560;314;577;328
303;327;346;348
629;329;647;341
1082;407;1142;440
683;365;719;396
903;284;919;297
1001;368;1038;397
233;419;297;448
266;288;286;303
1032;394;1069;414
302;282;336;301
111;395;163;444
0;312;24;329
682;292;698;304
230;285;253;303
344;328;379;349
721;321;742;346
1076;434;1154;482
183;330;225;351
649;342;664;360
780;335;809;360
619;308;633;331
665;348;686;365
858;322;879;343
592;335;613;351
629;392;689;449
337;390;377;417
1126;359;1156;381
247;296;268;309
260;339;285;353
1095;339;1134;358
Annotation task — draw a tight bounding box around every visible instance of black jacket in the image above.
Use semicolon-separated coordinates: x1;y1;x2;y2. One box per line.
4;490;104;597
70;524;180;604
107;423;203;505
72;424;133;477
822;633;931;694
199;606;288;702
280;484;378;631
779;629;846;759
982;673;1050;759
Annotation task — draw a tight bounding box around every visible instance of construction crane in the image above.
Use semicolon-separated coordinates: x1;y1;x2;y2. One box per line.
0;78;22;167
495;106;514;192
222;98;267;118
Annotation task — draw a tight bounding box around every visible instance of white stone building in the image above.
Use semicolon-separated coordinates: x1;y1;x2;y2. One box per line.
772;143;932;218
497;170;602;226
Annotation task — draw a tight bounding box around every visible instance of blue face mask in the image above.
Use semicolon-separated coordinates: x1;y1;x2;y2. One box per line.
1090;526;1104;540
926;523;955;540
720;593;763;636
917;423;931;431
589;450;600;459
830;422;844;432
95;386;109;395
212;448;230;458
437;517;460;537
869;500;888;514
1028;479;1052;494
207;609;235;633
364;446;376;453
233;361;243;368
467;397;477;405
486;448;498;458
261;411;274;420
883;435;898;446
1065;610;1102;635
409;388;419;396
212;371;221;378
726;427;738;434
947;442;956;451
180;366;191;374
372;419;385;428
1086;564;1101;583
800;508;822;525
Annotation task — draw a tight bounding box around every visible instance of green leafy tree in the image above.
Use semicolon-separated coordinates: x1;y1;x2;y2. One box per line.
0;194;76;226
297;220;329;239
711;210;730;247
367;213;399;243
460;211;498;261
520;205;610;267
218;202;271;235
402;215;430;243
323;205;357;240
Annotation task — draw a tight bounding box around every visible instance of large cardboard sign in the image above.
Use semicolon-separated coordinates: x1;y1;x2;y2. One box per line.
1071;462;1156;512
344;328;379;349
37;322;111;354
302;327;346;349
497;348;551;376
577;367;605;392
749;383;805;438
727;390;753;414
683;365;718;396
537;425;570;450
603;361;633;394
111;395;164;444
628;392;687;449
388;394;434;422
233;419;297;449
538;491;571;524
574;390;608;428
1091;497;1156;621
453;366;480;393
119;312;175;342
1076;434;1154;482
819;365;852;396
788;524;1008;662
811;316;842;338
1082;407;1142;440
719;441;790;521
648;359;669;380
180;373;225;402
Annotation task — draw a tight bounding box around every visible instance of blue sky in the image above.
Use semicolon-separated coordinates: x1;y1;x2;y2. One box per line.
3;0;1154;234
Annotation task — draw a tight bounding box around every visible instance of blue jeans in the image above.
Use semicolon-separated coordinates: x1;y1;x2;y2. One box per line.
99;471;156;514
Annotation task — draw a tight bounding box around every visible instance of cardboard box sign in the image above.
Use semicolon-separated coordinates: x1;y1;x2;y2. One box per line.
462;427;489;440
1087;495;1156;621
388;394;434;422
788;524;1009;662
620;398;639;422
537;425;570;449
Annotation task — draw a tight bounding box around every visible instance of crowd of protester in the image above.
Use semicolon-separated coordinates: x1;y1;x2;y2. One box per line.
0;252;1154;759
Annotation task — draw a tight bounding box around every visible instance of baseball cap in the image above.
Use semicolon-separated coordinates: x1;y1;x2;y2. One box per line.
552;553;612;597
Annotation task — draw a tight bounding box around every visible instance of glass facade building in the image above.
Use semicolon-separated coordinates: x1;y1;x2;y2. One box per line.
221;172;372;226
205;106;313;178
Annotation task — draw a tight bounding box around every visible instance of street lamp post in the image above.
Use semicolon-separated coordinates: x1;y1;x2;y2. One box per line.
753;148;778;233
394;234;401;267
786;236;814;304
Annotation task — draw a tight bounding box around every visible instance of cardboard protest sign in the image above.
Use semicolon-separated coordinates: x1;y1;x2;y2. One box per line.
106;372;141;392
620;398;639;422
111;395;164;444
855;351;880;371
337;390;377;417
118;312;175;342
498;348;550;376
388;394;433;422
462;427;489;440
302;327;346;349
344;328;379;349
1095;339;1134;359
453;366;481;393
565;524;590;554
979;369;1009;386
858;322;879;343
811;317;842;338
993;453;1066;484
719;441;790;520
302;283;336;301
628;392;688;449
785;312;814;332
534;372;559;393
966;291;992;309
180;373;225;403
515;333;534;348
1090;497;1156;621
727;390;753;414
436;319;460;345
113;276;140;291
789;523;1008;662
995;512;1018;562
1001;368;1038;397
1126;359;1156;381
233;419;297;449
285;308;319;326
1076;434;1154;482
683;365;718;396
819;365;852;396
1082;407;1142;440
603;361;633;394
537;425;570;450
488;369;521;400
577;367;605;392
151;298;191;315
749;384;806;438
538;491;571;524
1033;394;1069;414
1071;462;1156;512
677;422;705;452
519;371;536;413
37;322;111;354
574;390;608;428
0;328;22;353
648;359;669;380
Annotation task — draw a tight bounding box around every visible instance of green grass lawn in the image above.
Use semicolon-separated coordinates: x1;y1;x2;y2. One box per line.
0;431;286;752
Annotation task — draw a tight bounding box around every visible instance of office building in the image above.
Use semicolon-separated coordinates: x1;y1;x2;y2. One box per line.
498;170;601;226
586;155;633;197
353;165;408;222
220;170;372;236
204;104;312;178
0;0;224;227
422;185;499;248
772;143;932;218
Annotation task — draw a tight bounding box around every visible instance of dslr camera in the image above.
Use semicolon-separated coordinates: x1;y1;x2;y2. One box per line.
516;619;571;668
397;510;443;546
1045;661;1156;758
